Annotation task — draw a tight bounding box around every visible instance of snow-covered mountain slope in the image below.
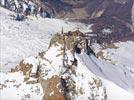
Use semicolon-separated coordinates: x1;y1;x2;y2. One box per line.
1;33;134;100
90;42;134;92
78;53;134;93
0;6;134;100
77;54;134;100
95;41;134;70
0;71;43;100
0;7;89;71
0;45;105;100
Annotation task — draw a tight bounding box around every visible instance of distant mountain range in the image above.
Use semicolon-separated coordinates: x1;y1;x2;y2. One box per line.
43;0;134;43
0;0;134;42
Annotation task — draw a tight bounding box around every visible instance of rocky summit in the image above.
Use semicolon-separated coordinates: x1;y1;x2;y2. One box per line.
0;0;134;100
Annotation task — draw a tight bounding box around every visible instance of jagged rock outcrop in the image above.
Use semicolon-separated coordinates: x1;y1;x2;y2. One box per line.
18;30;107;100
41;75;65;100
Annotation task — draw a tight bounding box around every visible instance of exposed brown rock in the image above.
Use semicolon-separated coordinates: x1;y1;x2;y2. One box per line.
41;76;65;100
19;60;32;76
102;43;118;49
0;83;7;90
49;30;85;50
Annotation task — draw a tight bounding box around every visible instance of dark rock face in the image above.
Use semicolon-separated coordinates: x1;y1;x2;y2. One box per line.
132;3;134;31
43;0;133;21
43;0;134;43
114;0;129;4
89;0;134;43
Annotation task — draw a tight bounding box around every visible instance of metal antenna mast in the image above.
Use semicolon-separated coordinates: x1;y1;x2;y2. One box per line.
62;27;66;67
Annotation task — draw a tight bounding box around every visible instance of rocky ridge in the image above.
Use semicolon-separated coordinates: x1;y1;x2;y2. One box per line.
18;30;107;100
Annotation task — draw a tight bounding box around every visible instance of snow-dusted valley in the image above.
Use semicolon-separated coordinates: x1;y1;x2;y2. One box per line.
0;1;134;100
